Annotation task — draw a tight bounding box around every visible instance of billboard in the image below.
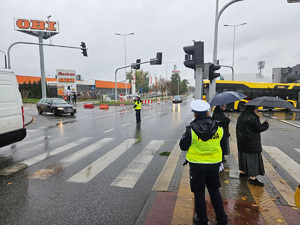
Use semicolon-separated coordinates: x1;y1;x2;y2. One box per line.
56;69;76;96
14;17;59;39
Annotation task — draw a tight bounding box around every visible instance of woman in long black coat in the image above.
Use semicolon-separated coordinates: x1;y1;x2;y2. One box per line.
212;105;231;162
236;105;269;186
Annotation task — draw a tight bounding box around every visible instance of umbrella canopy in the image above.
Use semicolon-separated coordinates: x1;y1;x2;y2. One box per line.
209;91;247;107
245;96;295;109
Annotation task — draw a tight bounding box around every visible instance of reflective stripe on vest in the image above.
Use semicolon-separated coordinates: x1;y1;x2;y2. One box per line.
186;126;223;164
135;101;141;110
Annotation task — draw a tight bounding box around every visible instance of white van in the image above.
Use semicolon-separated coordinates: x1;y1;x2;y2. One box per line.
0;69;26;148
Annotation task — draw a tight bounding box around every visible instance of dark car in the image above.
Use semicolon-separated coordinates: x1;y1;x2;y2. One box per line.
172;95;183;103
37;98;76;116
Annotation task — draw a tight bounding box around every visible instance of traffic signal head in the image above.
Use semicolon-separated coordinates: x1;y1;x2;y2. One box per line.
135;59;141;69
183;41;204;70
81;42;88;57
132;59;141;69
150;52;163;65
156;52;162;65
208;63;221;83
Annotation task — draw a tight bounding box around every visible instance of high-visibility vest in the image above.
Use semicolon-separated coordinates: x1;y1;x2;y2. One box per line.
186;126;223;164
135;100;141;110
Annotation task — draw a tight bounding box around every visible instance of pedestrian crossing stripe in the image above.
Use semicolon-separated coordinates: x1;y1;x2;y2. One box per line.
67;139;137;183
0;137;92;176
29;138;115;179
263;145;300;184
111;140;164;188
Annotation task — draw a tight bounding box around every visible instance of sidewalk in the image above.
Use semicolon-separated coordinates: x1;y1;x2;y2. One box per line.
139;128;300;225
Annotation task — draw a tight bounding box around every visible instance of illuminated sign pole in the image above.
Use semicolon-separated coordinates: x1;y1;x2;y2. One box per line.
13;18;60;98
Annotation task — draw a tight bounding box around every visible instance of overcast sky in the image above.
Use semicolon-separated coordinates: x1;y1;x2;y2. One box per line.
0;0;299;86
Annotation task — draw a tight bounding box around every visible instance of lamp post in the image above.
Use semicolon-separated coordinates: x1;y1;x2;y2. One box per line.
115;32;134;99
224;22;246;80
164;62;171;98
0;49;7;69
208;0;244;103
47;15;52;45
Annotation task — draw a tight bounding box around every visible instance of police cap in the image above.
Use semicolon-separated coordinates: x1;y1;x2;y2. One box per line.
190;99;210;114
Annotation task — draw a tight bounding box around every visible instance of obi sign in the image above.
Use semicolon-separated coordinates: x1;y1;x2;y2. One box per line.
56;69;76;97
14;17;59;39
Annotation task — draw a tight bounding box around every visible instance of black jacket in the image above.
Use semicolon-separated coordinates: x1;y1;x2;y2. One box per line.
236;108;269;153
212;106;230;138
179;115;220;151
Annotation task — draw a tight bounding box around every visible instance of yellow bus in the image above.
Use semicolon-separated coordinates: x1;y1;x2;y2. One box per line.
203;80;300;111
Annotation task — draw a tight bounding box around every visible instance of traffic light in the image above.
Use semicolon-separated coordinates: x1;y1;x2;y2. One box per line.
156;52;162;65
135;59;141;69
81;42;88;57
208;63;221;83
150;52;162;65
131;59;141;69
183;41;204;70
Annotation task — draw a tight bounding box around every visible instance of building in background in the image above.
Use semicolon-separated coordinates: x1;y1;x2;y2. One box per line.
16;75;131;100
272;64;300;83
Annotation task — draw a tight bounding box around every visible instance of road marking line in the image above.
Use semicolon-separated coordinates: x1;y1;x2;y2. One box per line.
230;142;290;223
295;148;300;154
231;142;296;206
67;139;136;183
281;120;300;128
22;136;51;146
152;140;181;191
144;116;150;119
30;138;114;179
0;137;92;176
263;145;300;183
111;140;164;188
121;123;130;127
104;129;114;133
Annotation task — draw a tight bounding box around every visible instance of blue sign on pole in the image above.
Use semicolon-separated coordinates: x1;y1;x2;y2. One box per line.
140;88;143;92
91;85;95;90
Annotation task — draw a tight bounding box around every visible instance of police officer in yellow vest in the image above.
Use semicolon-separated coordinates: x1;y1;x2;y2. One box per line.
133;95;142;123
179;99;228;225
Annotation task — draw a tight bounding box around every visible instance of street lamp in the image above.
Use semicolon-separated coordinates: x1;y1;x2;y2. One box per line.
47;15;52;45
224;22;247;80
115;32;134;99
164;62;171;98
0;49;7;69
209;0;244;103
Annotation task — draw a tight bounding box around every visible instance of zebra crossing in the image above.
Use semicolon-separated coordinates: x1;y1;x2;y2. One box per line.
0;135;165;189
230;142;300;206
0;130;299;195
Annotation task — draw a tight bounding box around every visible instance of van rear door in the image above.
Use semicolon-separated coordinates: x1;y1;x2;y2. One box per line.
0;69;26;148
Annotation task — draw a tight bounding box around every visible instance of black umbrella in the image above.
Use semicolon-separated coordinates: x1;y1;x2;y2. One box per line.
245;96;295;109
209;91;247;107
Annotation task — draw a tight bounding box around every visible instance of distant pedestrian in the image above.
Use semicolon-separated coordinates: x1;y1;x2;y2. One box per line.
212;105;231;162
133;95;142;123
236;105;269;186
180;100;228;225
73;93;77;104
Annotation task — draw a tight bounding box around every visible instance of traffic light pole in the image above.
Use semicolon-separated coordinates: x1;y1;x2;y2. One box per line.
194;65;203;100
209;0;243;102
114;57;161;103
7;41;87;98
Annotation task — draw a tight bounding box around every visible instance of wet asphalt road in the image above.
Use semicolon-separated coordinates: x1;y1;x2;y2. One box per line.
0;97;299;224
0;98;194;225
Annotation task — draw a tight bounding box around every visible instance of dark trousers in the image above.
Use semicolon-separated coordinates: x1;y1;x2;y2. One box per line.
135;110;141;122
189;164;228;225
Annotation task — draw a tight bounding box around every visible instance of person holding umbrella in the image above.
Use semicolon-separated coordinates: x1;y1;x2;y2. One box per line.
236;105;269;186
212;105;231;162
